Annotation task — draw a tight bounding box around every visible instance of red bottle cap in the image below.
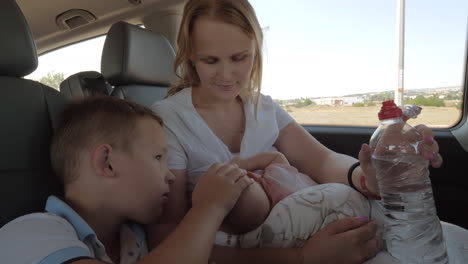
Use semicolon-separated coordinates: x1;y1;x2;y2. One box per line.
378;100;403;120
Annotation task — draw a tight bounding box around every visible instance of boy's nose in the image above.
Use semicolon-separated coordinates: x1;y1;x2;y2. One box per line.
166;170;175;185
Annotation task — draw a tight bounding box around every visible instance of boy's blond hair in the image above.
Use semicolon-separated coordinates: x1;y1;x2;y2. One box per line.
50;95;162;185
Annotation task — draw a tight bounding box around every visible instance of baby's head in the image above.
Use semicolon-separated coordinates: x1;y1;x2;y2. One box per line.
51;95;174;223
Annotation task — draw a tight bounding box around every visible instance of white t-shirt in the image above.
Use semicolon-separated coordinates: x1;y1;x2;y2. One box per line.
151;87;294;195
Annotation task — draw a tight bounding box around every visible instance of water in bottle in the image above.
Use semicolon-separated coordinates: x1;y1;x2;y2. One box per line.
370;100;448;264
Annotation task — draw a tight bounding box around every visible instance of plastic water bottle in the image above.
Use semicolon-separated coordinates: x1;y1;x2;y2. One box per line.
370;100;448;264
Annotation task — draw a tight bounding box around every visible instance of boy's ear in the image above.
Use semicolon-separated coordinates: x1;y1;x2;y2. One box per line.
92;144;116;178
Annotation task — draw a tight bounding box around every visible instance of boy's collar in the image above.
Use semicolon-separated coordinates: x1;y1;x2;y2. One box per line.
45;195;96;241
44;195;146;242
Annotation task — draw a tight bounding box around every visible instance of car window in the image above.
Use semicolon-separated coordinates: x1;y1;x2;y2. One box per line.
25;35;106;90
250;0;467;128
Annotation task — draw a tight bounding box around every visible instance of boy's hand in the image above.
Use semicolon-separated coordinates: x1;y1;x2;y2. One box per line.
228;157;245;168
192;163;254;217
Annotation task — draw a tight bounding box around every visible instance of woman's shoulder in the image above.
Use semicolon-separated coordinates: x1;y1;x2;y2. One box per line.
256;93;280;111
151;88;192;116
253;93;293;127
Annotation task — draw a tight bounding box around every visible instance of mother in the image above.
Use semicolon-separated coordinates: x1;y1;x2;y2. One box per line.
149;0;442;263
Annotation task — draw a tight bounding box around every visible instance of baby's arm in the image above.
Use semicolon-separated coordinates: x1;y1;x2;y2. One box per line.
231;151;289;171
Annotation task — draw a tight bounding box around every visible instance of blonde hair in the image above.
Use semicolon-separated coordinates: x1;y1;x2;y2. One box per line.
50;95;162;185
168;0;263;107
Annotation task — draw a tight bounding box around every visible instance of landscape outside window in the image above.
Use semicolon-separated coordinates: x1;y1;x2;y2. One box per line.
250;0;466;128
26;36;106;91
27;0;466;128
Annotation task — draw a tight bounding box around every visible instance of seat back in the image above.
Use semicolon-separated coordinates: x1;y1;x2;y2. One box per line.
101;21;176;107
0;0;65;227
60;71;113;99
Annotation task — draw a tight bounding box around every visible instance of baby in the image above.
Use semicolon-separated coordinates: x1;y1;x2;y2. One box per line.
219;151;372;248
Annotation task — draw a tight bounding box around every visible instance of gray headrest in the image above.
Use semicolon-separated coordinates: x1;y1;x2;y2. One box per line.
101;21;176;87
59;71;112;99
0;0;38;77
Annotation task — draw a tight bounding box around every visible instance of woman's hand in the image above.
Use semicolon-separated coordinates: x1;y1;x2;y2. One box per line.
299;217;383;264
358;124;443;195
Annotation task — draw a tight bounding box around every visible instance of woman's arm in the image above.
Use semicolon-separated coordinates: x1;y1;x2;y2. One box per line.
274;121;379;196
275;121;358;185
274;121;442;196
145;169;189;249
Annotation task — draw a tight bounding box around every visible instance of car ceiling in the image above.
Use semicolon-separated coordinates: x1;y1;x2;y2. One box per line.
16;0;186;54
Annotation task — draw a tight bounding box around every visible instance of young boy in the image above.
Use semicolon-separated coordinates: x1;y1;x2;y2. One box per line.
0;95;253;264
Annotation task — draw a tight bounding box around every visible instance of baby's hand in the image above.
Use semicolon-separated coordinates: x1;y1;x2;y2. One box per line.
191;163;254;217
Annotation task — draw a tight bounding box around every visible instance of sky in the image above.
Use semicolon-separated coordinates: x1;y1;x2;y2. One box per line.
27;0;467;100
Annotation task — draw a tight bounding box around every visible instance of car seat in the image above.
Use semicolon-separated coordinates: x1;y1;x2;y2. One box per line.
101;21;176;107
59;71;113;99
0;0;65;227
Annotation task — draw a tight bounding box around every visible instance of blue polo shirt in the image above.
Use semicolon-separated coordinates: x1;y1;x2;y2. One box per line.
0;196;148;264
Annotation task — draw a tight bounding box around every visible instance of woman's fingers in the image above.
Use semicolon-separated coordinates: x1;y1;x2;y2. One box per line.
348;221;382;261
422;140;442;167
358;143;373;174
358;144;379;194
432;152;443;168
414;124;443;168
414;124;433;138
325;216;370;235
425;138;441;167
361;222;379;244
362;236;383;261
